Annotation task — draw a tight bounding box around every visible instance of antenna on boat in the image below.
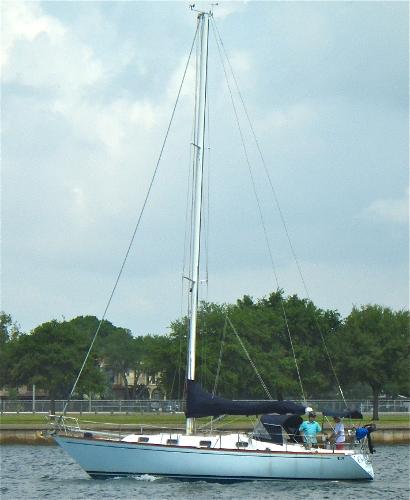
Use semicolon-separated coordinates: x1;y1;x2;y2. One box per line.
189;3;217;16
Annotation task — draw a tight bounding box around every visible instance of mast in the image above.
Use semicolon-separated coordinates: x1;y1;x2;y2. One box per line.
186;11;210;435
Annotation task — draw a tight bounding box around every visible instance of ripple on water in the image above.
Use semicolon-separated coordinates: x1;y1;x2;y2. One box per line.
1;444;409;500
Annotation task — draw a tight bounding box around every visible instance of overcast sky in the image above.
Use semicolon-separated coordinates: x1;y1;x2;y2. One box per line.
2;1;408;337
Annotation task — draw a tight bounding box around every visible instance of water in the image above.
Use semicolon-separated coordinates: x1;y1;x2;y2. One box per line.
1;444;409;499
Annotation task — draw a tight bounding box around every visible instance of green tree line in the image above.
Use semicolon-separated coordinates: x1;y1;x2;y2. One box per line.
1;291;408;419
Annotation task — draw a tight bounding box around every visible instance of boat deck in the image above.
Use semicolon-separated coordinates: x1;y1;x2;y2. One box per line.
120;431;355;455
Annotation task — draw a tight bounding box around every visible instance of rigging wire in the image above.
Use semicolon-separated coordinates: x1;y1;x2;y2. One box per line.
200;52;213;388
211;19;306;404
211;18;347;408
226;315;273;400
212;315;228;396
62;24;200;413
169;365;178;400
205;79;212;301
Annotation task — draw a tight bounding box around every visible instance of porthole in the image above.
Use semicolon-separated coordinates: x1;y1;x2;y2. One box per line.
236;441;249;448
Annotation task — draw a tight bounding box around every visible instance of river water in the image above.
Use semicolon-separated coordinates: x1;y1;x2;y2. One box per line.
1;444;409;499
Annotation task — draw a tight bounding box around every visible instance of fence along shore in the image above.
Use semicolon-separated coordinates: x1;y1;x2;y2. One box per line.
1;398;408;445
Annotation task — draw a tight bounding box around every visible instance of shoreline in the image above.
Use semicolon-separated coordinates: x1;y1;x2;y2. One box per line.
1;424;409;445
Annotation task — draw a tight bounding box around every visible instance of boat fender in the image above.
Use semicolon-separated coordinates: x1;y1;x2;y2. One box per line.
84;432;93;439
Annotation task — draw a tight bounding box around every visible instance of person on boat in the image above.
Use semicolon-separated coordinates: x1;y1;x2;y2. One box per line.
299;412;321;449
329;416;345;450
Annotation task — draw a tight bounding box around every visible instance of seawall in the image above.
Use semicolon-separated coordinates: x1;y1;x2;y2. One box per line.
0;425;409;445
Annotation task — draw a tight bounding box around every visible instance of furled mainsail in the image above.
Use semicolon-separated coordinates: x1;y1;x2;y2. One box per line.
185;380;307;418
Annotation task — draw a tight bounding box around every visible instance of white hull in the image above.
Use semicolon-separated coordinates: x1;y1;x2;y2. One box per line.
55;434;374;481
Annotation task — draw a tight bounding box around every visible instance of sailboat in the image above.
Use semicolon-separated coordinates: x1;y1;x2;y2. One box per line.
52;9;374;481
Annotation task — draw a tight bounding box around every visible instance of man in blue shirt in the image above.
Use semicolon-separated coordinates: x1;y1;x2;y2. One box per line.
299;412;321;449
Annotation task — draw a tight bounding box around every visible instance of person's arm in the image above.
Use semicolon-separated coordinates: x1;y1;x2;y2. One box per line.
331;424;337;439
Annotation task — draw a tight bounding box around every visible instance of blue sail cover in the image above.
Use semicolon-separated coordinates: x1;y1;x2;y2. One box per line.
185;380;306;418
259;414;304;444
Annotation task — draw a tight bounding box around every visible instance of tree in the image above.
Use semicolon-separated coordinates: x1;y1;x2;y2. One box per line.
134;334;173;398
101;328;135;399
338;305;409;420
0;311;21;345
3;319;106;414
67;315;140;399
66;316;171;400
160;291;342;402
0;312;22;390
257;292;342;399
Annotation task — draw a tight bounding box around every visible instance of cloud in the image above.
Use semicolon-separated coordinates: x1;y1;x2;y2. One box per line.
264;103;316;131
204;256;409;320
52;96;157;156
2;2;102;93
2;1;408;337
2;2;157;157
1;1;65;67
166;53;196;101
212;2;248;20
362;191;408;224
2;1;174;231
230;50;252;75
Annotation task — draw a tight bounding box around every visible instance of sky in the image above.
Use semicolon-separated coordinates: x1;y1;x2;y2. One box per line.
2;1;408;337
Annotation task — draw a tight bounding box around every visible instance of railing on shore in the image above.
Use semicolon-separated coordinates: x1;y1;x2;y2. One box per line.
1;398;409;414
0;399;182;414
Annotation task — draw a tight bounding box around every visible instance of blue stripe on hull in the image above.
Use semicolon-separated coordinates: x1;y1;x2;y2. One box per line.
86;470;373;482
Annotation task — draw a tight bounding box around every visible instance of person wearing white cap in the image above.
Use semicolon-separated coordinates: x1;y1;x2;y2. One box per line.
299;411;321;449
